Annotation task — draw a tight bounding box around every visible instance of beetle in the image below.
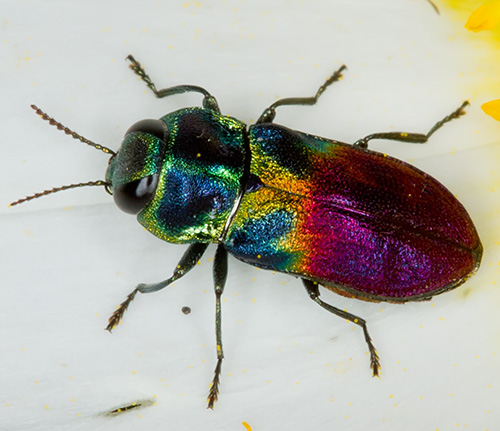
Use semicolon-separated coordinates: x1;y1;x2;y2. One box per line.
11;55;482;409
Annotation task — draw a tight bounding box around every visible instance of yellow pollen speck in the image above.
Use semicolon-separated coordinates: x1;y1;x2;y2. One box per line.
465;2;500;32
132;370;137;374
252;298;256;303
400;132;408;137
196;153;201;157
45;405;49;410
257;254;261;259
481;99;500;121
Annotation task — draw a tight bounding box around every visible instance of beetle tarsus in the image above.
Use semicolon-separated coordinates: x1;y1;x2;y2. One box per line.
207;358;223;409
426;100;469;139
363;328;381;377
106;287;139;332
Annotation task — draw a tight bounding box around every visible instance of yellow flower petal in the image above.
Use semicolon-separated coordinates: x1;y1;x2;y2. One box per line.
481;99;500;121
465;2;500;32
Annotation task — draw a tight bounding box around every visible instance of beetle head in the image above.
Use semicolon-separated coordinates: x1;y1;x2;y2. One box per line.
105;119;168;215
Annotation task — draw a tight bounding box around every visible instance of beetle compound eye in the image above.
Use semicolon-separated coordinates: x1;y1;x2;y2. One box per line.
113;173;159;214
126;119;167;141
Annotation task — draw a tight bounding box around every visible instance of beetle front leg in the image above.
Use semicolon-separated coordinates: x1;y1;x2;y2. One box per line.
126;55;221;113
106;243;209;332
207;244;228;409
257;64;347;124
302;279;381;377
354;101;469;149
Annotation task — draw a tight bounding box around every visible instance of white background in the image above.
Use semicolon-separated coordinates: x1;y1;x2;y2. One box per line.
1;1;500;430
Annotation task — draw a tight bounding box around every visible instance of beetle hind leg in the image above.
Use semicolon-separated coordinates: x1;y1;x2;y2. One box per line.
257;64;347;124
302;279;381;377
354;101;469;149
106;243;208;332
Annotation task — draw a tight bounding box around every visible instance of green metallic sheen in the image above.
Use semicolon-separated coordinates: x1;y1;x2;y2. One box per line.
135;108;247;244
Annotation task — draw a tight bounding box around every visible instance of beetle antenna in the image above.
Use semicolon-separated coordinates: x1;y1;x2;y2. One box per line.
9;180;111;207
30;105;116;156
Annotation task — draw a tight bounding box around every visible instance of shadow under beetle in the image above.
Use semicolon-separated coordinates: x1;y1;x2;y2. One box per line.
12;55;483;409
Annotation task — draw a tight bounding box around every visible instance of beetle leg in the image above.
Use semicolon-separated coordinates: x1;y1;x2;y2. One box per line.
256;64;347;124
207;244;228;409
126;55;221;113
106;243;209;332
302;279;381;377
353;101;469;149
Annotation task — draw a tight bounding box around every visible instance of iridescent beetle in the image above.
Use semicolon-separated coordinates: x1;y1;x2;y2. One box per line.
11;56;482;408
